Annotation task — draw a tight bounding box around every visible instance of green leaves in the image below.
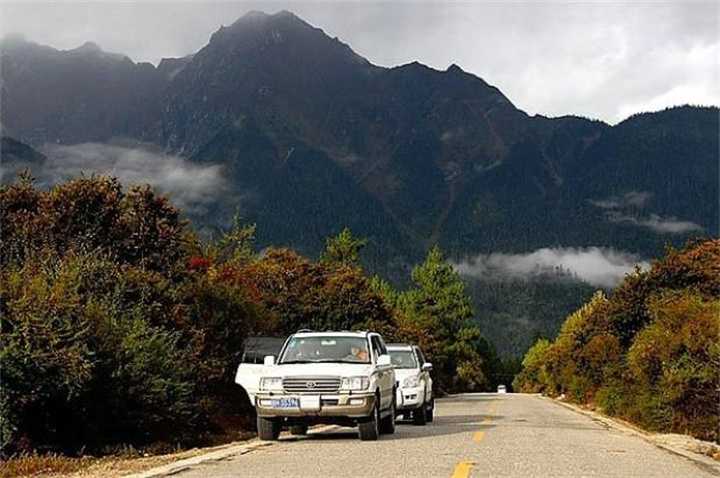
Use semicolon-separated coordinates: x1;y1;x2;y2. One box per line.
320;227;368;268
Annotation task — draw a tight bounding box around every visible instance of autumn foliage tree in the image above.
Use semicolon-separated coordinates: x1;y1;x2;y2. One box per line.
514;238;720;441
1;177;492;457
0;176;259;455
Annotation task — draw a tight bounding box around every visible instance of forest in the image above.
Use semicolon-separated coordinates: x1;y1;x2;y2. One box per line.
0;174;488;456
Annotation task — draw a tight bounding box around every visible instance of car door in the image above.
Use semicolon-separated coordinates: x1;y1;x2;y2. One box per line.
370;335;394;409
414;346;432;403
234;336;285;405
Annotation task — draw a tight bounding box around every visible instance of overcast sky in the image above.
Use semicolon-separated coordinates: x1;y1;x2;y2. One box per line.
2;1;718;124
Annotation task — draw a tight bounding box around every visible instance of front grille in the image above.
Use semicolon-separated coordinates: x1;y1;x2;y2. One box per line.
283;376;341;393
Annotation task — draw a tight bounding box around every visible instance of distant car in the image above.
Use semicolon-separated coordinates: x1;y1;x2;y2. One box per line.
497;384;507;394
387;344;434;425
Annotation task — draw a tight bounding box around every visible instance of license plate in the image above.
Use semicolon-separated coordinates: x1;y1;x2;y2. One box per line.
272;397;299;409
299;395;321;411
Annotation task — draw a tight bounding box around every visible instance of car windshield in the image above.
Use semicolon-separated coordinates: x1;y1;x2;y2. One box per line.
280;336;371;364
389;350;418;369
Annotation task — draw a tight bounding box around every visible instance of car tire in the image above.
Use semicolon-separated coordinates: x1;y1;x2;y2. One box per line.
358;399;380;441
379;394;396;435
289;424;308;436
413;402;427;426
426;397;434;422
257;416;281;440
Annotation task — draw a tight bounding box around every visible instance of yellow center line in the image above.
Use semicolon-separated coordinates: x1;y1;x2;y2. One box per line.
451;460;474;478
472;430;485;442
482;418;492;425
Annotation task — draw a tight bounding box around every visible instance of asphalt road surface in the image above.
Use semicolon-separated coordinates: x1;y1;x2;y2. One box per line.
174;393;717;478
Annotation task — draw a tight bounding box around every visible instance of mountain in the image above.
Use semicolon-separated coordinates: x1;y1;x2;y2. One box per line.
0;36;162;144
1;11;717;356
0;136;47;182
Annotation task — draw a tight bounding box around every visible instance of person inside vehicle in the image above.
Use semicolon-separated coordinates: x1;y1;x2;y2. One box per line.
292;340;317;361
346;345;369;362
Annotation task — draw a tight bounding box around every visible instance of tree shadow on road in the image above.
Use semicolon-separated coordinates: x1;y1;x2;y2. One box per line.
285;413;503;443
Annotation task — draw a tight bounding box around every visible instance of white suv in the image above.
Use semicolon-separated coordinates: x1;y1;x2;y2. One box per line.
387;344;434;425
236;330;397;441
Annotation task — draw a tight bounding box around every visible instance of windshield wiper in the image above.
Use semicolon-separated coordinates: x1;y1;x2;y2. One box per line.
279;360;315;364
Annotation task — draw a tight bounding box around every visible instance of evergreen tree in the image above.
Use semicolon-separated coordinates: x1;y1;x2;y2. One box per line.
320;227;369;267
398;246;485;392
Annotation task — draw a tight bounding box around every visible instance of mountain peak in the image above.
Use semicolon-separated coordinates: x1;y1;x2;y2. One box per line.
74;41;103;53
206;10;370;69
67;41;131;63
227;9;312;31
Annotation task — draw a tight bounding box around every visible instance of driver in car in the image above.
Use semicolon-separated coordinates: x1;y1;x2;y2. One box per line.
346;345;369;362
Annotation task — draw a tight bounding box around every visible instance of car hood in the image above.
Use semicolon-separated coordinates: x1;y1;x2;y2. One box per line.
263;362;375;377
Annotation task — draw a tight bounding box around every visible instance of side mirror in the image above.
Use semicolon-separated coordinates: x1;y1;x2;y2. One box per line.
422;362;433;372
377;354;392;366
263;355;276;366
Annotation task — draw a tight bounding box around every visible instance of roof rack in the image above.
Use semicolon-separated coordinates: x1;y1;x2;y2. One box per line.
295;329;315;333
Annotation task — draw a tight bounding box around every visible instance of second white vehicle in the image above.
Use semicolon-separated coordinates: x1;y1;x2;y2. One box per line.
387;343;434;425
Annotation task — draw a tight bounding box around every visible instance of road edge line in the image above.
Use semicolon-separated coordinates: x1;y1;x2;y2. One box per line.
541;395;720;476
120;425;340;478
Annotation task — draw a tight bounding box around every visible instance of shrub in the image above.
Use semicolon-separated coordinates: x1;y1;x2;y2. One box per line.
515;239;720;442
627;289;719;440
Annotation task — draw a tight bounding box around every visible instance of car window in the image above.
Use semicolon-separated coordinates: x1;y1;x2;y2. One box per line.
389;350;418;369
378;336;388;355
370;336;381;361
414;347;426;365
241;336;285;364
280;336;370;364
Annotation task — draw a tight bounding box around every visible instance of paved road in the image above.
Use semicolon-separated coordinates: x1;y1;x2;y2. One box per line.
174;393;717;478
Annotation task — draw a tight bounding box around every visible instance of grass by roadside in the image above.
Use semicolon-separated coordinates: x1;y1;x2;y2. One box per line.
0;432;257;478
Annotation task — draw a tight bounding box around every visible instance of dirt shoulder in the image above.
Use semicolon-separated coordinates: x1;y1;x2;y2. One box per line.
0;436;260;478
549;396;720;470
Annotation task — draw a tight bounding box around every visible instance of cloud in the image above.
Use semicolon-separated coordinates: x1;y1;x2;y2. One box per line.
454;247;649;288
590;190;703;234
590;190;653;209
33;141;231;217
609;213;704;234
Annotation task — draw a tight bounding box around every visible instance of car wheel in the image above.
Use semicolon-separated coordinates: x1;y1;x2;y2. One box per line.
358;398;380;441
379;394;396;435
412;401;427;426
426;397;435;422
289;424;308;436
257;416;281;440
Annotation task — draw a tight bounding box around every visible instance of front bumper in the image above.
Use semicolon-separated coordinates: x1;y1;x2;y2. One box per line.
256;392;376;418
396;386;424;410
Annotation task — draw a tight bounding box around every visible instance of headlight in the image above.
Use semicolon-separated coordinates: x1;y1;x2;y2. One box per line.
341;376;370;391
403;375;421;388
260;377;283;391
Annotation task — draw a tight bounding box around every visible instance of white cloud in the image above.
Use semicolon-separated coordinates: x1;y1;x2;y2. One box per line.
609;213;704;235
37;141;229;216
590;190;703;234
454;247;649;288
590;190;653;209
